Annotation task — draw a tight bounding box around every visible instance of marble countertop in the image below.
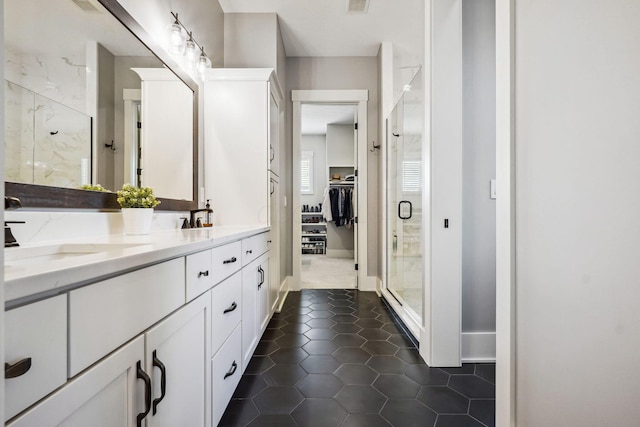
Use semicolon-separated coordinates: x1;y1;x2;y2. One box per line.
4;225;269;306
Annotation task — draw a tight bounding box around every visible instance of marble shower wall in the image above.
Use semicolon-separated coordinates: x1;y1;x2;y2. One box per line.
4;49;92;188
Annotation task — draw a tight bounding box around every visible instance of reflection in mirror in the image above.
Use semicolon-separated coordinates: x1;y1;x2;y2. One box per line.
4;0;197;207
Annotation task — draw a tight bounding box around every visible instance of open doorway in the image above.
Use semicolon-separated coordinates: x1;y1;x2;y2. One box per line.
292;90;369;292
299;104;357;288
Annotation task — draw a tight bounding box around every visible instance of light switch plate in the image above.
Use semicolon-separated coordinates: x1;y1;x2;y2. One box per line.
490;180;497;199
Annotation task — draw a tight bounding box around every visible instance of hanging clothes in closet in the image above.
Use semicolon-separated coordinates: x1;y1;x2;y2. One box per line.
324;185;354;227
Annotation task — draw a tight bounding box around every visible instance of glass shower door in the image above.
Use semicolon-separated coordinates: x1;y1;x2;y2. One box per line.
386;74;423;323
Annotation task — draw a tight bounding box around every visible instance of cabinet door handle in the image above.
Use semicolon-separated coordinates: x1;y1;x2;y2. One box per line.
223;256;237;264
246;249;253;255
152;350;167;415
223;301;238;314
224;361;238;379
136;360;152;427
258;266;264;289
5;357;32;379
198;270;209;278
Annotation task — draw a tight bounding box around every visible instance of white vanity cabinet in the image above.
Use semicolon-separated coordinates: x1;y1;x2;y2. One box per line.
4;229;275;427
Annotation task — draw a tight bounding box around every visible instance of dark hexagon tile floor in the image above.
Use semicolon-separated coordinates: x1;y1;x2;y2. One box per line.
219;289;495;427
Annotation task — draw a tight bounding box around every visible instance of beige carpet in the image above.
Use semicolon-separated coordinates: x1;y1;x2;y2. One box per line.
301;254;357;289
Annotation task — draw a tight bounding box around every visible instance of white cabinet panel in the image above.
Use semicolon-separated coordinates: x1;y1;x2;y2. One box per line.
211;271;242;354
4;295;67;421
210;241;242;285
241;253;270;369
186;249;212;302
212;325;242;426
69;258;185;376
7;336;144;427
144;293;210;427
241;232;269;266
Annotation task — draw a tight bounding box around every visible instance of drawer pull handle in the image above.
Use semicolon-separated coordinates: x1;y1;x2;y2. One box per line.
223;256;237;264
5;357;32;379
223;302;238;314
224;361;238;379
136;360;152;427
152;350;167;415
198;270;209;278
246;249;253;254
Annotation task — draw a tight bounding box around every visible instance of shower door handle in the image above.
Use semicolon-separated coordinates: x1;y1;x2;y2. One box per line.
398;201;412;220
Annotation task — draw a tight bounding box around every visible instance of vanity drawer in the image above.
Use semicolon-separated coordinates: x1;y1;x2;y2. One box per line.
241;232;269;265
186;249;213;302
69;258;185;377
210;241;242;285
4;295;67;421
211;271;242;354
211;325;242;427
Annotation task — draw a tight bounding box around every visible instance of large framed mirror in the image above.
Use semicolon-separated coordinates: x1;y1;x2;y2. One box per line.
4;0;198;211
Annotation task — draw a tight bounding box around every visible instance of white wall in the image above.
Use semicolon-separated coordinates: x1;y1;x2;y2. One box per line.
515;0;640;424
285;57;379;278
300;134;327;207
461;0;496;336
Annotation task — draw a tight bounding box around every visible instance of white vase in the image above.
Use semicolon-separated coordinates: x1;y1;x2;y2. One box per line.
121;208;153;235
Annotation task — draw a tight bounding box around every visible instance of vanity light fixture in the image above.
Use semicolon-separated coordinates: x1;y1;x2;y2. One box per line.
168;12;212;77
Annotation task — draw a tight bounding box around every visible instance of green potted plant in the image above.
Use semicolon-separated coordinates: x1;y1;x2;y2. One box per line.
117;184;160;235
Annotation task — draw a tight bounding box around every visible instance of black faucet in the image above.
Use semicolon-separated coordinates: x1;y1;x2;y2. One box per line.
189;208;213;228
5;196;24;248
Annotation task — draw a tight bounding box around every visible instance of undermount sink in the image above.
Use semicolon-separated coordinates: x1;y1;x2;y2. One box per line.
4;242;150;268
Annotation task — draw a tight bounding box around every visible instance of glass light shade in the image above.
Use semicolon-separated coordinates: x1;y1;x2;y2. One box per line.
167;22;186;55
185;38;198;64
197;52;212;79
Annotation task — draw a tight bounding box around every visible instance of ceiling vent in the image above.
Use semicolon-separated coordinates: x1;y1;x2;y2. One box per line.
346;0;370;13
71;0;102;13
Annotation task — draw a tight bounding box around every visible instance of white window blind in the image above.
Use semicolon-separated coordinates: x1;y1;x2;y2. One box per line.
402;160;421;192
301;151;314;194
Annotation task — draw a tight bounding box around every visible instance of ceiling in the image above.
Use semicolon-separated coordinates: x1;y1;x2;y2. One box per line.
218;0;423;57
5;0;152;58
301;104;356;135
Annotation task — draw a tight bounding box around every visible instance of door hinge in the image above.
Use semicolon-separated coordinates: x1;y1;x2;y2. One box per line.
354;123;358;130
137;168;142;176
355;263;359;271
355;169;358;177
137;121;142;129
355;217;358;224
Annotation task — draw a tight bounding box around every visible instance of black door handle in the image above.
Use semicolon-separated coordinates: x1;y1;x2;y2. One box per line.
223;256;237;264
224;361;238;379
152;350;167;415
223;302;238;314
398;200;413;220
258;266;264;289
136;360;152;427
5;357;32;379
198;270;209;278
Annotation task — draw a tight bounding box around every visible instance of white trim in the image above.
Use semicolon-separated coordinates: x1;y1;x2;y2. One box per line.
275;277;291;313
461;332;497;363
292;90;369;292
496;0;516;424
122;89;141;187
380;288;422;340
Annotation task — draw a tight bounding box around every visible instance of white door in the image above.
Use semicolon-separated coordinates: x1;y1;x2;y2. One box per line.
241;258;259;368
257;255;270;334
7;336;144;427
144;293;210;427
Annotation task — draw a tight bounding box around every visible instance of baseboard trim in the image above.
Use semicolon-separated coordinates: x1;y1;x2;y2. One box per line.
461;332;496;363
359;276;378;292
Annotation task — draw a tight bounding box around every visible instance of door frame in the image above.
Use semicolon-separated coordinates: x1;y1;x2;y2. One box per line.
292;90;369;291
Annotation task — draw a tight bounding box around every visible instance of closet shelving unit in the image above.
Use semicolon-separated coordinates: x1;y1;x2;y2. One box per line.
301;213;326;254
